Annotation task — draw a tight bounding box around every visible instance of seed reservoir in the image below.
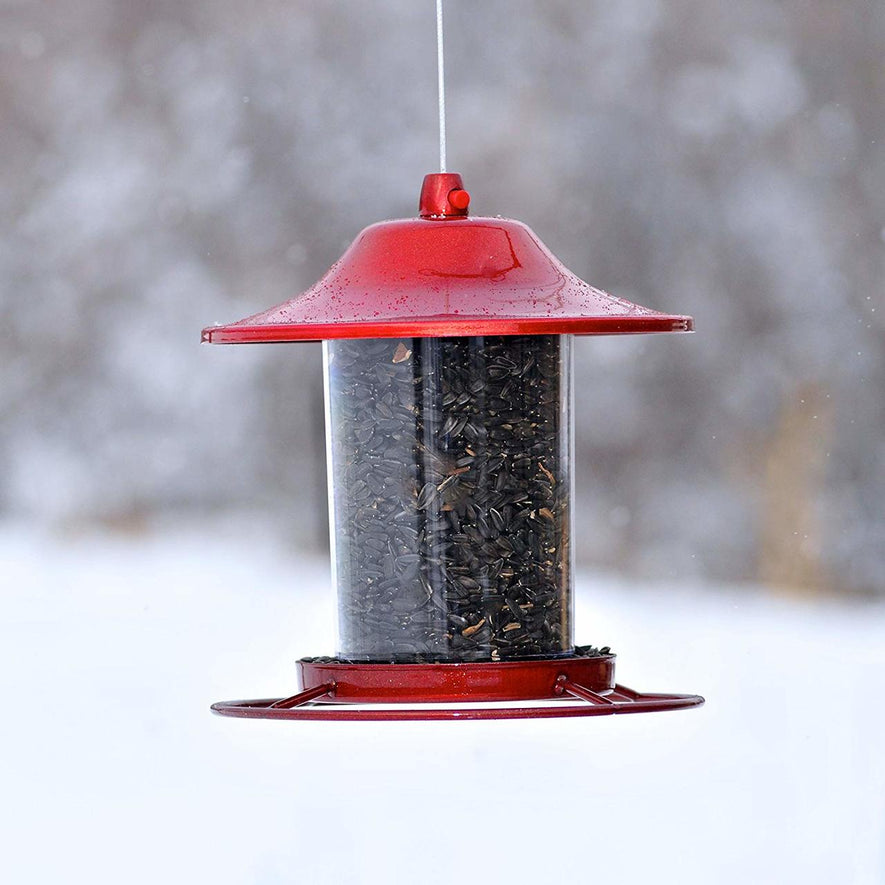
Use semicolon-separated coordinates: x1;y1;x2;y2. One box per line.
326;334;572;662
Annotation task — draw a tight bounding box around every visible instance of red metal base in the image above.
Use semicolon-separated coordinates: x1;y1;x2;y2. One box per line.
211;655;704;721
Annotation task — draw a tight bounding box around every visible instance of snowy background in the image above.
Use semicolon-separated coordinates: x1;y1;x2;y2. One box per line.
2;521;884;884
2;1;884;882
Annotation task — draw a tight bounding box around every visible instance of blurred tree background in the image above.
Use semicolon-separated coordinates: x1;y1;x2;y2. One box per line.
2;0;883;596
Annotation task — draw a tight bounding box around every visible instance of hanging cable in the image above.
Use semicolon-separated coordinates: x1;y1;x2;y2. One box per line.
436;0;447;172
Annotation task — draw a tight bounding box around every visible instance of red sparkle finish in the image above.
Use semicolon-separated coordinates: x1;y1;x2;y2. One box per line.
201;173;693;344
210;656;704;721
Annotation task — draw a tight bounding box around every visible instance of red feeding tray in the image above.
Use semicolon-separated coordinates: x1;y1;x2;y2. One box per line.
205;174;703;722
212;657;703;722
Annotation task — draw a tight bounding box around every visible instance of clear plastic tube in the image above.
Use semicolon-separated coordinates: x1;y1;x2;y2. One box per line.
324;335;573;662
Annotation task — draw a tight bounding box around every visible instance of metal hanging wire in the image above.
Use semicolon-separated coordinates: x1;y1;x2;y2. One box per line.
436;0;447;172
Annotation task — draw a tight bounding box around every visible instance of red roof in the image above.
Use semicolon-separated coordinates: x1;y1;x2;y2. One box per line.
203;175;693;344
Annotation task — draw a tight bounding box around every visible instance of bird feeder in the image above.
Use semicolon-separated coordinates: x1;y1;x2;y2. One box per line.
204;173;704;721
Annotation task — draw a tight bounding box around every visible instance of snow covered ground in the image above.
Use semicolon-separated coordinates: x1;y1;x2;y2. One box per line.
1;519;883;885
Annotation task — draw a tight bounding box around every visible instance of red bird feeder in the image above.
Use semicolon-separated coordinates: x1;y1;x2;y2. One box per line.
204;173;704;721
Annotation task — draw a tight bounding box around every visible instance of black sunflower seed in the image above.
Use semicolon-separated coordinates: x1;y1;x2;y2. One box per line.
416;482;437;510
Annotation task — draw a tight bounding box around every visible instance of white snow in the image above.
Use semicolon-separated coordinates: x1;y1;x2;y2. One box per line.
1;519;883;885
